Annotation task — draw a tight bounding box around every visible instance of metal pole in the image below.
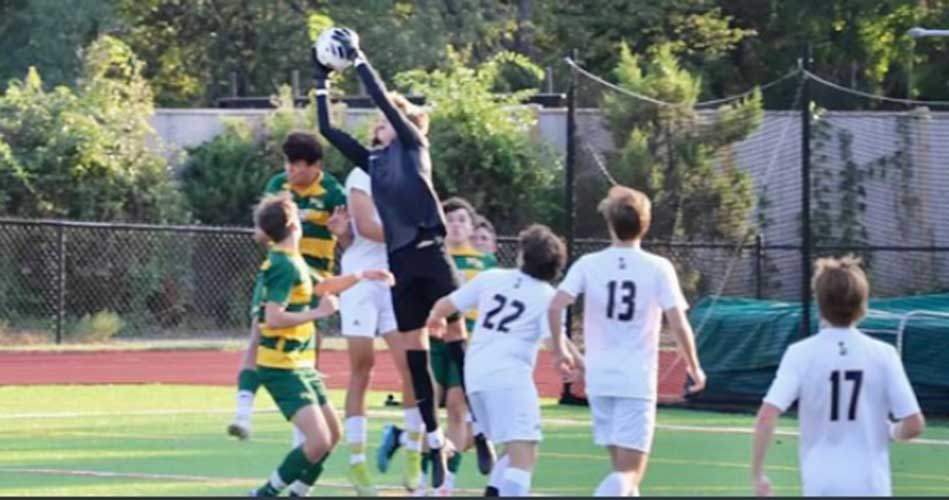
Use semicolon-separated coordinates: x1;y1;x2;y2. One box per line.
755;234;764;299
55;223;66;344
560;51;579;405
800;44;813;336
292;70;301;98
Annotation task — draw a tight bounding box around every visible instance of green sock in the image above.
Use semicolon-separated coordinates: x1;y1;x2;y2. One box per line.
238;368;261;394
298;451;330;486
421;453;431;474
263;445;314;493
447;452;462;474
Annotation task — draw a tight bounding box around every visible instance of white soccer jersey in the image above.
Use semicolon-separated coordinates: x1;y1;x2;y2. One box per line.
558;244;688;400
341;168;388;273
763;327;921;496
449;269;556;394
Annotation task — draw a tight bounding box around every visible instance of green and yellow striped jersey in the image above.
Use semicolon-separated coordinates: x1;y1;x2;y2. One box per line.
450;245;496;329
264;171;346;278
256;248;317;370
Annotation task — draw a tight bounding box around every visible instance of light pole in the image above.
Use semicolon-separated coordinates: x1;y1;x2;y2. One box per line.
906;27;949;98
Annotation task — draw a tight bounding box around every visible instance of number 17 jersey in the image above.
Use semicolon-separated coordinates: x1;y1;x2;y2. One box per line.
558;245;688;400
763;327;921;496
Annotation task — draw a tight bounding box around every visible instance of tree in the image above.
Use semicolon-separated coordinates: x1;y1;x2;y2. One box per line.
0;35;188;223
597;43;759;242
396;48;563;233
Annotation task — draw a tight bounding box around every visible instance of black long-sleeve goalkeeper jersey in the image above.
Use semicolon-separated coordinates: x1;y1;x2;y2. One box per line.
316;60;446;255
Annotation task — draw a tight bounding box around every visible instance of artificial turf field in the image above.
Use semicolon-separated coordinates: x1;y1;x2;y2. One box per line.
0;385;946;496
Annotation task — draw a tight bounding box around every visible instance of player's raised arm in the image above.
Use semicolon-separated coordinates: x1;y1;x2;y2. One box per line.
312;50;370;167
331;30;425;148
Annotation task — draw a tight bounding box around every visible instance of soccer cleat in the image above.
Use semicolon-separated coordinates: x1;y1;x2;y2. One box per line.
347;462;378;496
428;446;448;490
227;416;251;440
411;473;429;497
402;449;423;491
473;432;496;475
434;472;455;496
376;424;402;473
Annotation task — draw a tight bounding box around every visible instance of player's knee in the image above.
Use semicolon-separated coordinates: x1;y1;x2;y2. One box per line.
303;431;331;462
446;389;467;419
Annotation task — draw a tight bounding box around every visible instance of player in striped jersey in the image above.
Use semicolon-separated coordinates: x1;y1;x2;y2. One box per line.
229;132;348;441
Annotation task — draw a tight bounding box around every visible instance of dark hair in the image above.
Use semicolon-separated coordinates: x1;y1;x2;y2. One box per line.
282;131;323;165
518;224;566;282
442;196;477;222
598;186;652;241
254;193;295;243
474;215;496;236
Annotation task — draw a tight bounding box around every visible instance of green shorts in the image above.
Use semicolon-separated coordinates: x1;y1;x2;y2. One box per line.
429;338;463;390
257;366;328;421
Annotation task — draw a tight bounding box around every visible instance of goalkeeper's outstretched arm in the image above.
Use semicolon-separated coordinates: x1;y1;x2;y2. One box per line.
312;55;369;166
353;56;425;147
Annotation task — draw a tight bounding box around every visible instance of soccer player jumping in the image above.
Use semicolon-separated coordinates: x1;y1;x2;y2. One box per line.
547;185;707;497
313;29;467;490
751;256;925;496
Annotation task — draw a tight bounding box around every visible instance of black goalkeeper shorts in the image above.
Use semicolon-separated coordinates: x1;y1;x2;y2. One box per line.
388;237;461;332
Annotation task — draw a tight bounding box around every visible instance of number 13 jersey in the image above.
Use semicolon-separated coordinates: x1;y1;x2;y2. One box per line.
558;245;688;400
763;327;921;496
449;268;557;394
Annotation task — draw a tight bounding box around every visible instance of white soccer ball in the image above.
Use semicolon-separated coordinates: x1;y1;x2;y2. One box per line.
314;27;358;71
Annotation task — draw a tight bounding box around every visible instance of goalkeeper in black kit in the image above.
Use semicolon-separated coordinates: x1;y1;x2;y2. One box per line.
312;29;494;491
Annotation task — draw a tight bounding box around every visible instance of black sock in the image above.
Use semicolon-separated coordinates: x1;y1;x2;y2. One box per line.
406;349;439;434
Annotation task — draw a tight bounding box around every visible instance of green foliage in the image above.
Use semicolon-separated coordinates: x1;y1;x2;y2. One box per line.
601;42;760;242
0;35;188;223
71;310;125;343
395;48;563;233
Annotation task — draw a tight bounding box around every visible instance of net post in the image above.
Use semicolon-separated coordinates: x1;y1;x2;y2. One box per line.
560;50;579;405
55;222;66;345
755;233;764;299
800;44;814;336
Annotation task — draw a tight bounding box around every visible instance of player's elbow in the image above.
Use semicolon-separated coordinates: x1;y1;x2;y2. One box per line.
901;413;926;440
754;403;781;429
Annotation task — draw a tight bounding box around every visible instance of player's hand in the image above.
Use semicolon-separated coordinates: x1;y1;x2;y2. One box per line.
331;27;361;61
313;294;340;318
752;473;773;497
686;366;707;395
361;269;395;287
326;206;351;236
310;46;333;81
426;315;447;339
553;348;577;382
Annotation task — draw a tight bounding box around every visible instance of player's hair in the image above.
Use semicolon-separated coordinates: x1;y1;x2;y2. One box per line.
442;196;477;222
474;215;496;237
598;185;652;241
812;255;869;327
282;131;323;165
389;92;429;136
254;193;296;243
519;224;567;282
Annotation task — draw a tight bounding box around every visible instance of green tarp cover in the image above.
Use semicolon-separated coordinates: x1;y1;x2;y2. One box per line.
688;294;949;414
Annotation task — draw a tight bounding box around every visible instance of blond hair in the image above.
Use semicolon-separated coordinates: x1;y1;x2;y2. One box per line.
388;92;429;136
813;255;869;327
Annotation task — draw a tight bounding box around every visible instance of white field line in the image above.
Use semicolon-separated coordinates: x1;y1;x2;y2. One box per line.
1;407;947;447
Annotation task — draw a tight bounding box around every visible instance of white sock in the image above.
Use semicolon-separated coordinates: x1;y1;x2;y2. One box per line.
595;472;629;497
292;425;306;448
345;416;368;464
628;484;640;497
500;467;532;497
427;430;445;449
289;480;311;497
488;454;510;490
404;407;424;451
268;470;287;490
235;390;255;419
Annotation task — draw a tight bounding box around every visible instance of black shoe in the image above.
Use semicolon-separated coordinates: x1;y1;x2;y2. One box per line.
474;432;496;475
428;446;447;489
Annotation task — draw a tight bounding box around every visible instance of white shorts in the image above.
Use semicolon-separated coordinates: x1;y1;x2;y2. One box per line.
468;385;542;444
339;280;397;338
589;396;656;453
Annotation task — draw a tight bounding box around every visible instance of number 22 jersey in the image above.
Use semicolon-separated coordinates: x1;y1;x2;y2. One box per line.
558;244;688;400
449;268;556;394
